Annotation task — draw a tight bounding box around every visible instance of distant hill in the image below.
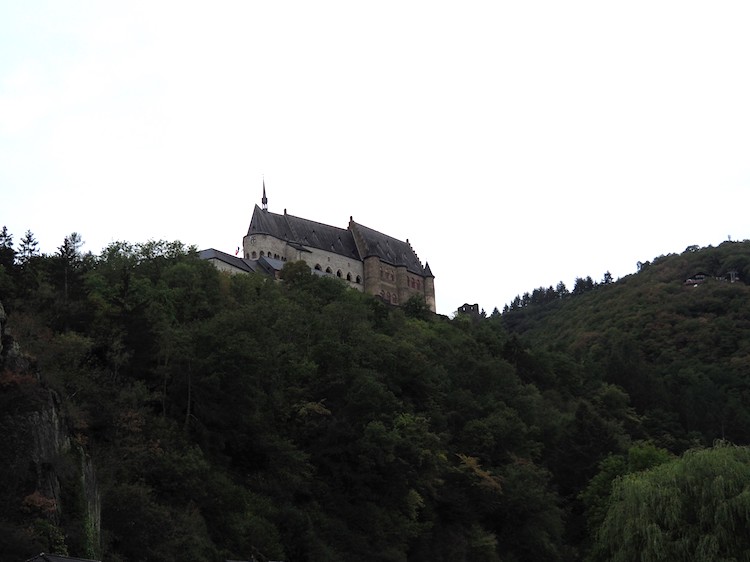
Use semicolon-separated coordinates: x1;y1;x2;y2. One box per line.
502;240;750;447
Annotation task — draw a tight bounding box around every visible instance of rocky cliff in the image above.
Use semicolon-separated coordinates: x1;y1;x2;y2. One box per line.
0;300;101;557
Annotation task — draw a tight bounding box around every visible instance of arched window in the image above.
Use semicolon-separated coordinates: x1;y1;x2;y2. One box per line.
326;267;332;274
260;251;265;257
314;264;322;271
356;275;362;284
274;253;279;259
251;251;257;259
336;270;342;278
346;273;352;281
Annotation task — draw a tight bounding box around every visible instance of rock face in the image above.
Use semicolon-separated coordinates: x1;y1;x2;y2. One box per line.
0;299;101;555
0;300;5;356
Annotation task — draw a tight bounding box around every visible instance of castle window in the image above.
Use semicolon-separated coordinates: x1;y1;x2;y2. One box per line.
356;275;362;284
346;272;352;281
274;253;279;259
251;251;257;259
336;270;342;278
393;294;398;304
416;279;421;290
260;251;265;257
315;264;322;270
326;267;332;274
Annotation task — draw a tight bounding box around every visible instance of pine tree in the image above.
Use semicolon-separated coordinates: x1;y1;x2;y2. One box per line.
0;226;14;269
18;230;39;266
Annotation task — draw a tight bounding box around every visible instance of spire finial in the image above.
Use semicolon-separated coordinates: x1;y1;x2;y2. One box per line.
262;176;268;211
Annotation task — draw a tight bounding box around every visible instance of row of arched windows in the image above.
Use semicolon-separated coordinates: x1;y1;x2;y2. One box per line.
314;264;362;284
250;250;287;261
408;276;422;290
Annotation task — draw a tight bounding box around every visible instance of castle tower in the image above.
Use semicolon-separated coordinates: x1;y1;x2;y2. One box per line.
424;263;436;313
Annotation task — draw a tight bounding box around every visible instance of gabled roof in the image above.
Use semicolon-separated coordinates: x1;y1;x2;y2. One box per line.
248;206;360;260
349;221;427;276
198;248;258;273
256;255;286;275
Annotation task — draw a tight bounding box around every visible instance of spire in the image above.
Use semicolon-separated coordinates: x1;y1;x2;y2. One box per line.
262;177;268;211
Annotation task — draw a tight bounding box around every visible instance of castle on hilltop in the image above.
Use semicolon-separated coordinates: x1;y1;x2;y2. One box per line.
200;184;436;312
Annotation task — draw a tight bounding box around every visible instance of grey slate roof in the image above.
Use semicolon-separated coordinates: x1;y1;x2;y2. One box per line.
256;255;285;275
247;206;430;276
248;206;360;260
198;248;258;273
350;221;427;276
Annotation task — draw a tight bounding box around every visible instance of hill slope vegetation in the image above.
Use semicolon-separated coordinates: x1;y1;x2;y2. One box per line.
1;233;750;561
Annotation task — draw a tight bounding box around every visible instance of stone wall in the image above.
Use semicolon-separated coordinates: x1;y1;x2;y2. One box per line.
246;233;365;291
240;231;435;310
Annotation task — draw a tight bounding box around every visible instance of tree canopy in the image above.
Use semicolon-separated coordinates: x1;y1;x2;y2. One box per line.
591;443;750;562
3;231;750;561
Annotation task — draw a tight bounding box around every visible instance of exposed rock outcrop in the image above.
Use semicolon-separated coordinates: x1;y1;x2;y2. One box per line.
0;299;101;556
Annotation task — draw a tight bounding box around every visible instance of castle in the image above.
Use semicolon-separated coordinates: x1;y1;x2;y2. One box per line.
200;184;436;312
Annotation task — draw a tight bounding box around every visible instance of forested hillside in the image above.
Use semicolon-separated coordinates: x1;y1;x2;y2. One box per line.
2;231;750;561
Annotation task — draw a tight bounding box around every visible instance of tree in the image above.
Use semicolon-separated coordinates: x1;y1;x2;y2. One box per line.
56;233;84;301
572;276;595;295
278;260;313;285
18;230;39;265
0;226;14;269
580;441;672;547
590;443;750;562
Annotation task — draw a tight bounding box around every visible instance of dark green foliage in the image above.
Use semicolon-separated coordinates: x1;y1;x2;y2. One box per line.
590;443;750;562
5;236;750;560
0;225;15;270
2;237;569;560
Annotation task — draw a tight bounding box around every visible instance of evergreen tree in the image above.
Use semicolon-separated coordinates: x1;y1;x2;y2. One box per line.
18;229;39;265
0;226;14;269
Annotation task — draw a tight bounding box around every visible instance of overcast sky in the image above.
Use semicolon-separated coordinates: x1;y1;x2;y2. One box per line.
2;2;749;315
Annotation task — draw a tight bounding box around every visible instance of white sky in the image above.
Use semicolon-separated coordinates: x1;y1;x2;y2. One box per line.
2;1;749;315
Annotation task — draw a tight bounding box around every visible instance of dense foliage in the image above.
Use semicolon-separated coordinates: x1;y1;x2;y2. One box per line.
2;231;750;561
